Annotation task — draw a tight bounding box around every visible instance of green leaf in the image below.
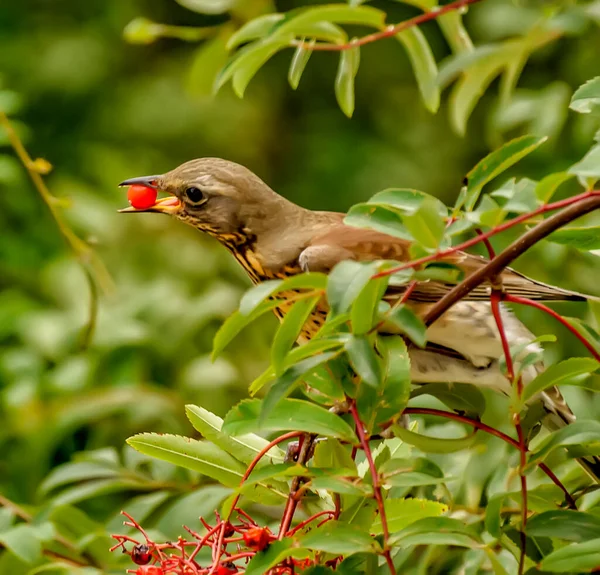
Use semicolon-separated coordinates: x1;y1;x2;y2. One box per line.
527;420;600;469
568;144;600;182
127;433;244;487
401;195;446;249
344;204;412;239
539;538;600;572
300;522;379;554
385;304;427;347
245;539;309;575
381;458;446;487
215;37;291;96
391;516;480;542
39;461;118;494
371;498;448;535
368;188;448;216
351;275;389;335
395;28;440;113
185;404;286;466
271;295;321;374
335;46;359;117
213;298;282;358
570;76;600;114
411;382;486;418
327;261;377;316
392;424;477;453
239;279;284;315
274;5;386;36
345;334;382;388
175;0;234;15
187;31;232;96
0;525;42;564
223;398;357;442
527;510;600;542
261;351;340;419
548;226;600;250
288;40;314;89
535;172;573;203
464;135;547;210
393;531;478;548
227;14;284;49
437;11;474;55
522;358;599;402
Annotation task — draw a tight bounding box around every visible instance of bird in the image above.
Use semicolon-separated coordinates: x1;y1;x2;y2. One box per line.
119;157;600;480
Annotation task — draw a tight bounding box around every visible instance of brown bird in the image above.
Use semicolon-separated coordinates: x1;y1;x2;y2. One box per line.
120;158;599;478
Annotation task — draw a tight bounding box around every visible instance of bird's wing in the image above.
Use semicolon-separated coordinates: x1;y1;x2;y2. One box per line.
304;224;590;302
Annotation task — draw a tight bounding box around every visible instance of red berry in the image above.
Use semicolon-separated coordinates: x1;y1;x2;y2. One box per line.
242;526;274;551
127;185;157;210
131;544;152;565
135;566;163;575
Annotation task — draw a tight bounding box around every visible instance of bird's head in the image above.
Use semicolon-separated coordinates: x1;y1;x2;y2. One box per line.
119;158;292;238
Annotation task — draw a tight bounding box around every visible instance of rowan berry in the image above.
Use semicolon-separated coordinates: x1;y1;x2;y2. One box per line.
131;543;152;565
242;526;274;551
127;184;157;209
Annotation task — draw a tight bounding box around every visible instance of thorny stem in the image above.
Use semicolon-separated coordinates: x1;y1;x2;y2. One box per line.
291;0;484;52
490;291;527;575
504;294;600;362
350;402;396;575
402;408;576;508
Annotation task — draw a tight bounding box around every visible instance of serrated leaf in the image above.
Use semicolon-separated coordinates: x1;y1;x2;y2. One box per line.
345;334;382;388
300;522;379;554
371;498;447;535
464;135;547;210
127;433;244;486
570;76;600;114
539;538;600;572
395;28;439;113
224;398;357;442
335;46;359;117
522;358;599;402
368;188;448;216
272;294;321;373
288;40;314;89
185;404;286;466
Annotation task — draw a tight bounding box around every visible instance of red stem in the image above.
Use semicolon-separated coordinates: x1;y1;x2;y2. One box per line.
287;511;335;536
294;0;484;51
350;402;397;575
503;294;600;362
372;190;598;280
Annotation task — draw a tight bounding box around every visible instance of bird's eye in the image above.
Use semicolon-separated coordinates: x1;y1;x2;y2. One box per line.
185;187;205;203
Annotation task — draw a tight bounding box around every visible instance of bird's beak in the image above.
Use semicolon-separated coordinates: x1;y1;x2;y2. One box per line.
117;175;181;214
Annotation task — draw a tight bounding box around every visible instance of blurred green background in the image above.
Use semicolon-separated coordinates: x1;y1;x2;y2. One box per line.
1;0;600;572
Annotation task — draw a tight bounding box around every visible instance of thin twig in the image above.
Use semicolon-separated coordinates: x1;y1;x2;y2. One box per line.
291;0;484;52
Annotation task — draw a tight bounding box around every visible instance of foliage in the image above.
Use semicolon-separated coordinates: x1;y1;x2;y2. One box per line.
2;0;600;574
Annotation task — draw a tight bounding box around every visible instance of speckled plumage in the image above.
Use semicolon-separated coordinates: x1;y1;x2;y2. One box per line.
121;158;592;431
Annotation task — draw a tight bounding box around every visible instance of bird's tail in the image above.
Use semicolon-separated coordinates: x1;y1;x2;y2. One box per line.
540;386;600;483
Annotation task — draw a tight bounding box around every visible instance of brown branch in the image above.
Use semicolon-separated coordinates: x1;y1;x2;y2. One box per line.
423;193;600;326
292;0;484;52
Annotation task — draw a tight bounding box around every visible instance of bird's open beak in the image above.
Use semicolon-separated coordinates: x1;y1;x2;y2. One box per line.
117;175;181;214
